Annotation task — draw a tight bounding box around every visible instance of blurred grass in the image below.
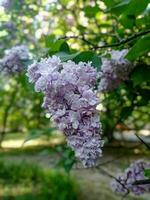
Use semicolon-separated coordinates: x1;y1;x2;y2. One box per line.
0;160;79;200
0;145;56;157
1;131;65;149
0;133;150;200
3;133;26;141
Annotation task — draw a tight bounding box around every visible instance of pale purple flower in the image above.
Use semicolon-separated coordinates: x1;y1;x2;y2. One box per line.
0;45;30;75
27;56;61;87
5;45;29;60
98;49;133;92
111;160;150;195
27;56;103;167
3;21;16;30
0;0;11;9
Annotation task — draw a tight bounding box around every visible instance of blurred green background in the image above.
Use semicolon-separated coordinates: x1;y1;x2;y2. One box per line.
0;0;150;199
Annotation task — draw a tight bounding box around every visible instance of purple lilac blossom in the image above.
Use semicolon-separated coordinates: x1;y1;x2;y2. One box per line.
111;160;150;195
3;21;16;30
0;0;24;10
0;0;11;10
98;49;133;92
27;56;103;167
0;45;30;75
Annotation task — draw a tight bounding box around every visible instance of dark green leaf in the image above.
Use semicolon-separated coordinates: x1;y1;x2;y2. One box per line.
138;89;150;105
120;106;133;120
144;169;150;178
126;35;150;61
51;39;65;52
56;146;75;173
119;14;135;29
92;54;102;69
59;42;70;52
131;65;150;85
124;0;149;16
46;37;65;53
24;128;55;144
73;51;101;70
83;5;100;17
103;0;121;7
109;0;130;15
24;131;43;144
55;52;80;62
44;35;56;48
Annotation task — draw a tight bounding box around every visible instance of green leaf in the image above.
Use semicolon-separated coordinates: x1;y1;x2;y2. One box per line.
131;65;150;85
137;89;150;106
144;169;150;178
24;128;55;144
119;14;135;29
92;54;102;69
73;51;101;70
77;25;86;32
126;35;150;61
45;36;65;53
55;52;80;62
124;0;149;16
109;0;130;15
112;0;149;28
56;146;75;173
83;5;100;17
22;59;33;67
109;0;149;16
55;51;101;69
103;0;121;7
59;42;70;52
120;106;133;120
135;12;150;28
51;39;65;52
44;35;56;48
24;131;43;144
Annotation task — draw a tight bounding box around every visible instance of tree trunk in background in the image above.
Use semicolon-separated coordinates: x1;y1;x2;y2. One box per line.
0;85;18;147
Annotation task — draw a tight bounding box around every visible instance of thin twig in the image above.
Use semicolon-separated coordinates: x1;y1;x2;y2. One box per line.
96;166;130;198
94;29;150;49
135;133;150;150
132;179;150;185
59;35;96;47
59;29;150;49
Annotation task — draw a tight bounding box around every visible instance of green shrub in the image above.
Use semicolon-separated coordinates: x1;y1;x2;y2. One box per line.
0;161;78;200
0;161;41;183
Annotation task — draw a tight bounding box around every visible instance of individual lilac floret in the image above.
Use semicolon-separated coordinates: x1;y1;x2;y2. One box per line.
27;56;103;167
111;160;150;195
27;56;61;91
98;49;133;92
0;45;30;75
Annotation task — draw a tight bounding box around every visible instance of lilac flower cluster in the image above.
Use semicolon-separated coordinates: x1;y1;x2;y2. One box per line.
0;45;30;75
3;21;16;31
0;0;11;10
27;56;103;167
111;160;150;195
98;49;133;92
